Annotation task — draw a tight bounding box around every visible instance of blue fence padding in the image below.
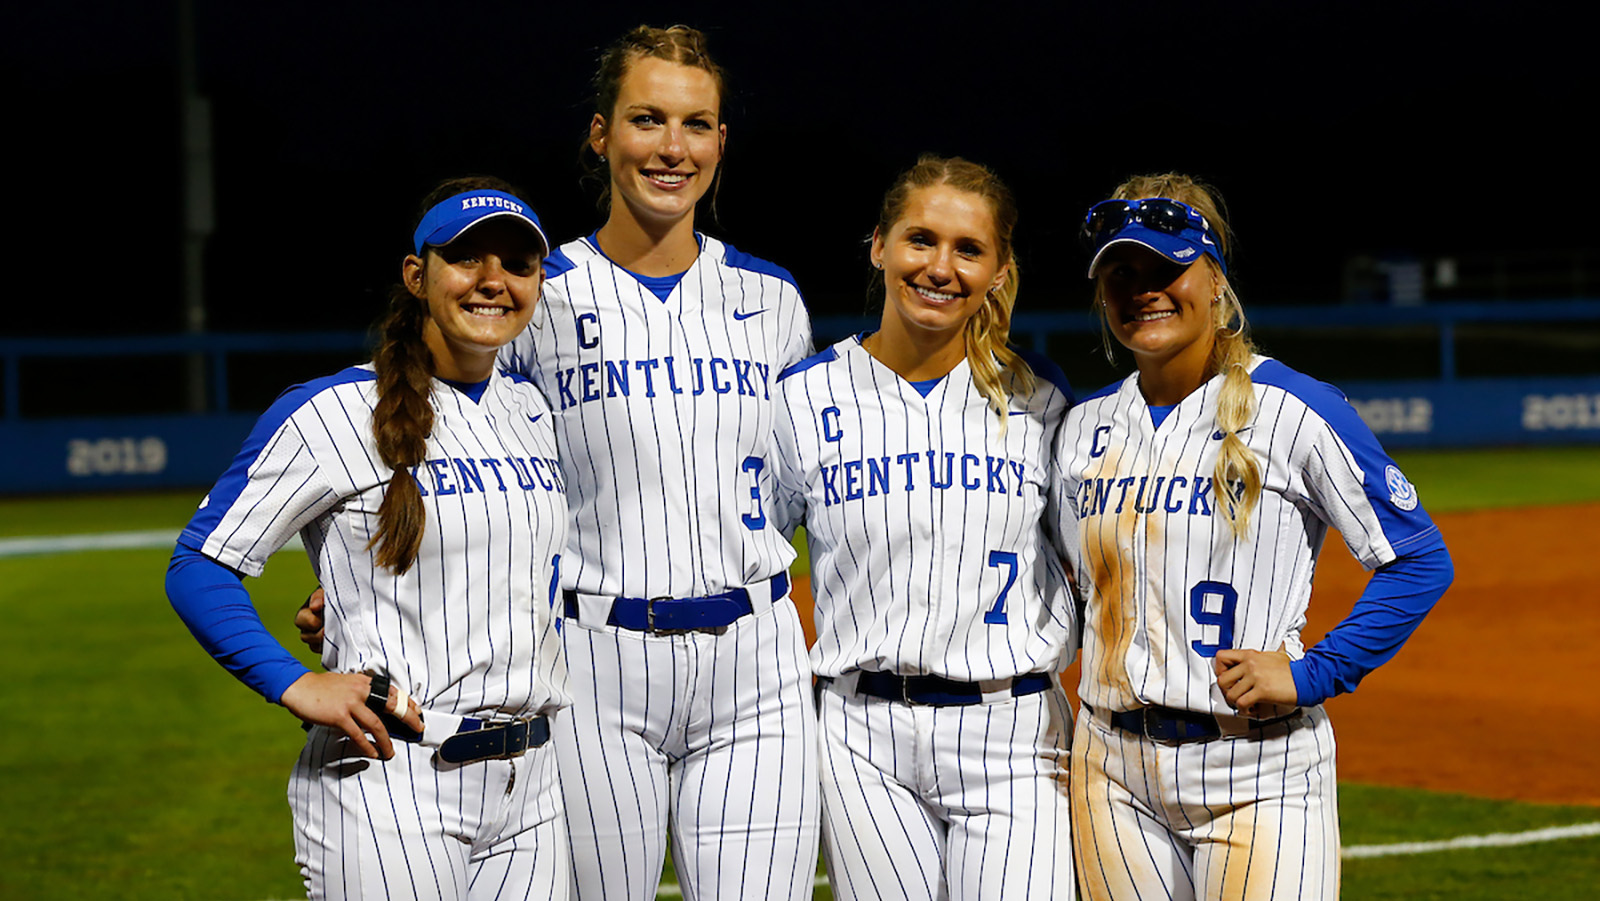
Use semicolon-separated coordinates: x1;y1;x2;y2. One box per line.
0;414;259;494
1;377;1596;495
1339;376;1600;448
2;301;1598;493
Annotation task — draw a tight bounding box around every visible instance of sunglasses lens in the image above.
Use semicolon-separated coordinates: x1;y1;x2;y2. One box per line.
1137;199;1192;235
1084;201;1131;245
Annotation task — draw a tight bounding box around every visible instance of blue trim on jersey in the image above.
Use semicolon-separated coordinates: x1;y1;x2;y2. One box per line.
180;366;376;549
438;376;490;404
1251;359;1443;554
1290;542;1453;706
777;345;840;382
501;369;535;387
1148;404;1177;428
582;231;692;301
908;376;943;397
1078;377;1126;404
166;544;311;702
721;242;802;291
1015;347;1074;404
542;244;577;280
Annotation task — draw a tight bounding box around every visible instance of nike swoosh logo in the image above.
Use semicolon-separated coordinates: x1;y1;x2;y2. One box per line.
528;414;543;424
1212;426;1251;440
732;308;766;321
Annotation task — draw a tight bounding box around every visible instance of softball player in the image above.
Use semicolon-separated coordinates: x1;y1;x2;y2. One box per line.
498;26;820;901
769;156;1078;901
168;178;574;900
1054;174;1455;900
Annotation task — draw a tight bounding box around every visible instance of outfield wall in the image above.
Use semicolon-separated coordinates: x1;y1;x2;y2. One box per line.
3;302;1598;494
2;377;1597;494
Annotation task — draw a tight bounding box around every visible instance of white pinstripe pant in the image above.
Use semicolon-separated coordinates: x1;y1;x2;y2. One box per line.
1069;706;1340;900
818;681;1076;901
289;724;571;901
554;596;820;901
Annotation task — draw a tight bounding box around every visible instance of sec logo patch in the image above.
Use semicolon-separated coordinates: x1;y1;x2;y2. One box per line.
1385;465;1418;511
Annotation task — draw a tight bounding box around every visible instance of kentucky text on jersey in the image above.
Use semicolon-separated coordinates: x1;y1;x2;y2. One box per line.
818;450;1032;507
547;356;773;410
412;455;565;495
1074;473;1245;518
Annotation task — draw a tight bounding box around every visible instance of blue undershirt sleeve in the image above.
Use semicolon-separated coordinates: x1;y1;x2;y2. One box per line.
1289;542;1454;707
165;543;311;704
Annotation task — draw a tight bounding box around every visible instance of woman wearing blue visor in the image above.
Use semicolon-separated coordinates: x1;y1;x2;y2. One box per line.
1050;174;1453;899
168;177;574;899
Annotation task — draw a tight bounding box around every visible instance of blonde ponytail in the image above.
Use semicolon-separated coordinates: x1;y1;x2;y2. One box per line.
966;255;1035;434
1208;283;1261;537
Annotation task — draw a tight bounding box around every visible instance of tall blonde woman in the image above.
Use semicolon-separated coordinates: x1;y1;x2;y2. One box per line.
1053;174;1454;900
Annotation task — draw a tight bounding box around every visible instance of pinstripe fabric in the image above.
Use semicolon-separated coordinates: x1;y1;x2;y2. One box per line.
291;726;572;901
1051;356;1434;899
773;336;1077;900
771;337;1078;681
1053;356;1437;718
500;236;820;901
818;686;1076;901
1068;708;1339;901
184;365;571;899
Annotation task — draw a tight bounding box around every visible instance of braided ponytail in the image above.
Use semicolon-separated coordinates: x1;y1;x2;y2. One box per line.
1208;283;1261;537
368;285;435;573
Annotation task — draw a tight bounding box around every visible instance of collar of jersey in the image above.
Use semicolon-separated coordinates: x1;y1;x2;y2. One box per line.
584;231;705;302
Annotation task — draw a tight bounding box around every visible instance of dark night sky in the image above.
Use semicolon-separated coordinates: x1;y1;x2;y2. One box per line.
7;1;1594;340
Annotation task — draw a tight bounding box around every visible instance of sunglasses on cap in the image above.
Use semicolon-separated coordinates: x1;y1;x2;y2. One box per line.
1080;198;1213;250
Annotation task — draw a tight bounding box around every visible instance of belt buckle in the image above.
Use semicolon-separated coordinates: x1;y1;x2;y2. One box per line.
900;676;922;707
647;597;684;634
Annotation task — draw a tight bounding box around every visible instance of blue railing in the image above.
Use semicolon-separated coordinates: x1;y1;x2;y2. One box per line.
4;300;1599;421
818;298;1600;382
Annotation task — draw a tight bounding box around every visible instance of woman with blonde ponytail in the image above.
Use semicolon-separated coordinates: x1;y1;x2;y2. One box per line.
1053;174;1454;900
167;178;575;898
769;155;1079;900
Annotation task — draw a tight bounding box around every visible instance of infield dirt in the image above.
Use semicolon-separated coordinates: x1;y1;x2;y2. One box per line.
789;500;1600;807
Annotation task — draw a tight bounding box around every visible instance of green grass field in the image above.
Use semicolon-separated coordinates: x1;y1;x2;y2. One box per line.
2;446;1598;899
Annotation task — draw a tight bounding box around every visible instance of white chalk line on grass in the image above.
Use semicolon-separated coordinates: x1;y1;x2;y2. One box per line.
635;821;1600;898
232;819;1600;898
0;529;301;559
1342;820;1600;858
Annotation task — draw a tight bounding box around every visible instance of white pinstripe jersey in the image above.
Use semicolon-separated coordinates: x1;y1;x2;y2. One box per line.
1052;355;1442;716
179;366;571;719
500;234;814;598
770;336;1080;681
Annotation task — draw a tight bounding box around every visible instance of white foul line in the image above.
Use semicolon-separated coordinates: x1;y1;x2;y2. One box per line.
0;529;302;559
1341;821;1600;859
650;823;1600;896
0;529;180;558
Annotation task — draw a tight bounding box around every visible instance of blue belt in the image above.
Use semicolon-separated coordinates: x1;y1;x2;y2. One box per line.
563;572;789;633
1099;704;1302;743
434;716;551;765
1107;705;1224;742
836;671;1054;707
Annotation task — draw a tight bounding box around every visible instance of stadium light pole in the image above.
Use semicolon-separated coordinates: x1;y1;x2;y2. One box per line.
179;0;214;414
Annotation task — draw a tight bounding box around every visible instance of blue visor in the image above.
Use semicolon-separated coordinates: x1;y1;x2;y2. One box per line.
412;189;549;257
1083;198;1227;277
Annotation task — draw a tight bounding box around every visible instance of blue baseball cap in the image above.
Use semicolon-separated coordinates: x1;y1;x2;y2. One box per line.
412;189;549;257
1083;198;1227;278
